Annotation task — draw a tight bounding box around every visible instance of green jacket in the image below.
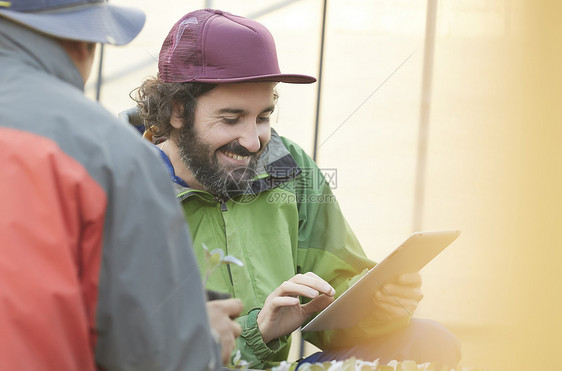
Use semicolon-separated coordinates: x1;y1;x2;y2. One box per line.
167;130;408;369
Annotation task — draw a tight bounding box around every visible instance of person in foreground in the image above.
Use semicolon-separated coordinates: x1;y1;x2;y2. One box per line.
129;8;462;370
0;1;241;369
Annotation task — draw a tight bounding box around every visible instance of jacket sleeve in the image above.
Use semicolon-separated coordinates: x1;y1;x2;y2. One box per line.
234;309;289;369
93;137;222;371
279;137;410;350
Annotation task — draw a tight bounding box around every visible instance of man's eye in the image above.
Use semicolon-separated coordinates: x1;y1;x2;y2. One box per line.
258;115;271;123
222;117;239;124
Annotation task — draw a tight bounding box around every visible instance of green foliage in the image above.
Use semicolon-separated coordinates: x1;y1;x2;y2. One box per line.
202;242;243;287
264;359;486;371
229;350;250;370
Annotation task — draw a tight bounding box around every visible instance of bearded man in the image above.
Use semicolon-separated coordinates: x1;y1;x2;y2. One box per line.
128;8;461;370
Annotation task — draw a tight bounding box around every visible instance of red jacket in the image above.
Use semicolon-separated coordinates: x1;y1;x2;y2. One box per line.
0;19;221;371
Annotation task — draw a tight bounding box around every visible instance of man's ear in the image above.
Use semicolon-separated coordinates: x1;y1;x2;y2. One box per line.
170;101;184;129
58;39;96;83
58;40;95;63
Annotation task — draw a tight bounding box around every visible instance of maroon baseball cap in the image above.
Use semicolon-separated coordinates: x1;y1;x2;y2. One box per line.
158;9;316;84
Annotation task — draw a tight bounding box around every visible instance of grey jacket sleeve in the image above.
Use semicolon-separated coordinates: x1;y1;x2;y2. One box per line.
93;135;221;371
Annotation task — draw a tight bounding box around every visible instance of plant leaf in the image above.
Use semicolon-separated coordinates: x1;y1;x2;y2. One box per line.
222;254;244;267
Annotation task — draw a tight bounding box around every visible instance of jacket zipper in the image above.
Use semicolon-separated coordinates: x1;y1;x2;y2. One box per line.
216;197;234;287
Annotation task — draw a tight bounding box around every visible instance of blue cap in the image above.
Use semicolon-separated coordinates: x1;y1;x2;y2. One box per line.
0;0;145;45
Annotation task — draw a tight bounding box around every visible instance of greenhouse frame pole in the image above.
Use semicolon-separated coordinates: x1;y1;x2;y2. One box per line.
413;0;438;232
311;0;328;163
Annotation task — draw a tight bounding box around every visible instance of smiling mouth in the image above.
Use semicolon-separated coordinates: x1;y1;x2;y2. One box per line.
222;150;251;162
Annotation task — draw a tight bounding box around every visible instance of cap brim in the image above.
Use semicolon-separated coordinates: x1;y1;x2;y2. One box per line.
183;73;317;84
0;3;145;45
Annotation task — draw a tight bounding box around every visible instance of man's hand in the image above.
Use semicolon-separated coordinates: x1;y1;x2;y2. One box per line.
206;299;243;365
257;272;335;344
370;272;424;321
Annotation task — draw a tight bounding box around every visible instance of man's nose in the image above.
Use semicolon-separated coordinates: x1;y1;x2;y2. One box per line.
237;122;261;153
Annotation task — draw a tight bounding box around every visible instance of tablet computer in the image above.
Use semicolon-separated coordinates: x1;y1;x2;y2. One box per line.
301;230;461;332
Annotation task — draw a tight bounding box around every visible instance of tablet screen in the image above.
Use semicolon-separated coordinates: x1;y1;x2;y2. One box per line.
301;230;461;332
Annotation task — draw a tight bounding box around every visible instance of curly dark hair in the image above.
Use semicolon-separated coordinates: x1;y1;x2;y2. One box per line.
130;77;217;139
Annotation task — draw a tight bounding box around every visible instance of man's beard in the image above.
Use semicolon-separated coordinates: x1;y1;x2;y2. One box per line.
176;123;263;199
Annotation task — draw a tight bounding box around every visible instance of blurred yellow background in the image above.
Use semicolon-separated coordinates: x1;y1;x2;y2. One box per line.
87;1;562;369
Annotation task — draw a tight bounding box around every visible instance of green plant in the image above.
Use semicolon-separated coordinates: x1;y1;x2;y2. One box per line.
265;359;487;371
202;242;243;287
201;244;248;368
